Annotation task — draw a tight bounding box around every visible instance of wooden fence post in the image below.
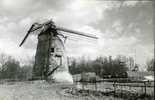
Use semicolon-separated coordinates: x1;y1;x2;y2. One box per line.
95;81;97;91
113;82;116;95
144;82;146;96
82;82;84;90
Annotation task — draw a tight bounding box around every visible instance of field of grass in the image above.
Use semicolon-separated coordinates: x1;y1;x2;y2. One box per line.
0;81;123;100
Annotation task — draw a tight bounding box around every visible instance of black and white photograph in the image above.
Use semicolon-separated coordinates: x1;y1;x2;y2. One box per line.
0;0;154;100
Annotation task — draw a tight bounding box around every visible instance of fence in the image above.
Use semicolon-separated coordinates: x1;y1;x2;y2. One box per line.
75;78;154;99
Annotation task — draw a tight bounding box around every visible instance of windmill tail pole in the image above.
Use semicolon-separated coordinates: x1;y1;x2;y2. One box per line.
56;26;98;39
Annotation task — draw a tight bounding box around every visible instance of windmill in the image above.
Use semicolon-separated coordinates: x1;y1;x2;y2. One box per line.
19;19;98;83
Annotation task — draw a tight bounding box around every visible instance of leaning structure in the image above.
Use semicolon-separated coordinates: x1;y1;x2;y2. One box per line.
19;19;97;83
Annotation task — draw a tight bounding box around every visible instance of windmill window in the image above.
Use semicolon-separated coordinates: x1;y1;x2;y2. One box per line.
55;55;62;65
51;48;55;53
55;54;61;57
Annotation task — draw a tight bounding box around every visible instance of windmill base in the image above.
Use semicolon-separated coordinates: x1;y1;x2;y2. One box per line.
48;71;73;84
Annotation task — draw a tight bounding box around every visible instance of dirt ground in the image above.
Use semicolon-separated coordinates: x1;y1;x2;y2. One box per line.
0;81;119;100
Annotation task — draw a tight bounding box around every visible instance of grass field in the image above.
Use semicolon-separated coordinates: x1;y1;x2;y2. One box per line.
0;81;123;100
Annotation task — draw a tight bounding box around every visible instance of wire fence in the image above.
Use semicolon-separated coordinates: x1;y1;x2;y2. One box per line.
74;78;154;99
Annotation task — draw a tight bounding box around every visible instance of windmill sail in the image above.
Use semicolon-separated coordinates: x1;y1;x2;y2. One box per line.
20;24;98;47
19;24;35;47
56;26;98;39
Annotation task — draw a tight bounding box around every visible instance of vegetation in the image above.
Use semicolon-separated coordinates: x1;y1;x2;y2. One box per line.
69;56;128;78
0;52;153;80
0;53;32;80
146;58;154;71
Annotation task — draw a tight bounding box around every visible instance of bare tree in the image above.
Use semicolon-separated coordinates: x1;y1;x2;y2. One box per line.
146;58;154;71
0;53;9;67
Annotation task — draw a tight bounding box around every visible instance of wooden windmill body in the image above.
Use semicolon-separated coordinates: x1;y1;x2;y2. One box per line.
20;20;97;83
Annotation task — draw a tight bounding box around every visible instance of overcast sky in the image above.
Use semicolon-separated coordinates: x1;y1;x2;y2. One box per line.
0;0;154;70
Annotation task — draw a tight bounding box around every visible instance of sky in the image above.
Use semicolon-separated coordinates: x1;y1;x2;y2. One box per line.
0;0;154;70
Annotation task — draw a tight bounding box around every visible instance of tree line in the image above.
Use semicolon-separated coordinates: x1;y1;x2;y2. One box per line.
0;53;154;80
69;56;154;78
69;56;128;78
0;53;33;80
